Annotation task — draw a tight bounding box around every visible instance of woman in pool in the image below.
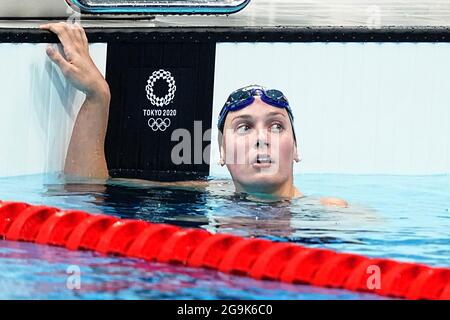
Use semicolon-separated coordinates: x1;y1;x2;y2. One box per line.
40;22;347;207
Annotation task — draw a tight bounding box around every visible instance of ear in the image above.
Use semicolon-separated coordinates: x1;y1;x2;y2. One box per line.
293;144;301;163
219;143;226;166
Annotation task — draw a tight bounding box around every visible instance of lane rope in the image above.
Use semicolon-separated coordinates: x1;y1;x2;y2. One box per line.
1;200;449;299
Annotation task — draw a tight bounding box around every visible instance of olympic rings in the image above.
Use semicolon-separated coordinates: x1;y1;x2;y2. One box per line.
148;118;171;131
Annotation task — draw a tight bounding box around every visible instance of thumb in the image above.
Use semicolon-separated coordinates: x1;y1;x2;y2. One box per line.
46;45;71;73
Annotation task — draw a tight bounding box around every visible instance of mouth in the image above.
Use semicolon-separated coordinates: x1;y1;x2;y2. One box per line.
256;154;272;164
252;154;274;168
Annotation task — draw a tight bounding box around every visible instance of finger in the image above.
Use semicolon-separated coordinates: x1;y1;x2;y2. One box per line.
40;22;65;33
73;23;88;48
70;23;82;42
39;23;56;30
46;45;72;74
75;23;89;47
41;22;75;49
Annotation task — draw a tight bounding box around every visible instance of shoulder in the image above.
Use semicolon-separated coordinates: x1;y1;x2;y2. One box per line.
319;197;348;208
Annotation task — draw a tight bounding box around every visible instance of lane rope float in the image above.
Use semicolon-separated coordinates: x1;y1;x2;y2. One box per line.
0;200;449;300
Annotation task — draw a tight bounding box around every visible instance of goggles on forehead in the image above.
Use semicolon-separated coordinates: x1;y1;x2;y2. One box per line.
218;85;295;133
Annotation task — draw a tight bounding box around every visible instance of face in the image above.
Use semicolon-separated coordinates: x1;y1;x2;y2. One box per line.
220;97;298;194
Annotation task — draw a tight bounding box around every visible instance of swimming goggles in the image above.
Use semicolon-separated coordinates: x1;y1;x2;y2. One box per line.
217;85;294;132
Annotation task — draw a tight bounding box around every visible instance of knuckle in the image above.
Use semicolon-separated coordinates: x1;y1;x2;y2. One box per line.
61;66;72;76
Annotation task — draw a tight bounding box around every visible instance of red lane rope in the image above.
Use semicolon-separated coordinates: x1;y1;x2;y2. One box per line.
0;200;449;300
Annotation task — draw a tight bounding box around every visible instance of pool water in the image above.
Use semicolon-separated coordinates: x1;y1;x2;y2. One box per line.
0;173;449;299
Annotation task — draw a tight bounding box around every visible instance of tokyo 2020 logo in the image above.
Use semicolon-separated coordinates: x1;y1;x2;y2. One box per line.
145;69;176;107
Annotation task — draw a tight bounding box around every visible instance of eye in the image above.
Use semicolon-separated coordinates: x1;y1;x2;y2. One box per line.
270;123;283;133
236;124;251;134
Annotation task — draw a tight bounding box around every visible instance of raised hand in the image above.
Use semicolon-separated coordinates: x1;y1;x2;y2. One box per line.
40;22;110;179
40;22;109;102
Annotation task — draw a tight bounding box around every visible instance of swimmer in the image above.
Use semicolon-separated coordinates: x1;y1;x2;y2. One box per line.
40;22;347;208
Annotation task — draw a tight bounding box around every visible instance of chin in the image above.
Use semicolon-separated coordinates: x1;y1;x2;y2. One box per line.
229;165;291;191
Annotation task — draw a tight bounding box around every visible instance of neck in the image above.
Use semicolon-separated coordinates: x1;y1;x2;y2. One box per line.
234;178;303;200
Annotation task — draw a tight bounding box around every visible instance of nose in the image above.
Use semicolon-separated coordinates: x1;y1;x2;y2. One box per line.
256;139;269;148
255;128;270;148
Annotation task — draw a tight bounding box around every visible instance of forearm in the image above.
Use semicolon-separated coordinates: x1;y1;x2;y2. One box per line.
64;82;111;179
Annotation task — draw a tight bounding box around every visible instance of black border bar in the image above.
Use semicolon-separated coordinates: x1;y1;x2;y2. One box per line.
2;26;450;43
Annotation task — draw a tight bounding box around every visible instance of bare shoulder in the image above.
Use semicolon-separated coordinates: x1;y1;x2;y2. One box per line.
319;197;349;208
